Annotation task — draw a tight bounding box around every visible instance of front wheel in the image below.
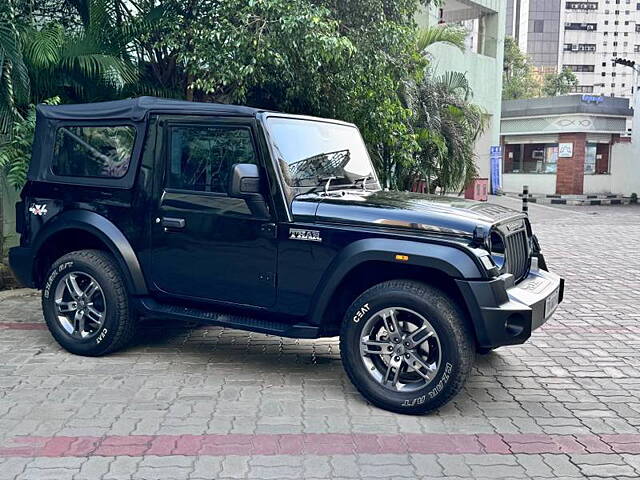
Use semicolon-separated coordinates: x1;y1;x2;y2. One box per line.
340;280;474;414
42;249;137;356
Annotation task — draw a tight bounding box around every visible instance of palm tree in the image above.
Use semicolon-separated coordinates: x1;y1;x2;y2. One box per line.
398;24;487;194
416;24;467;54
409;71;487;194
22;0;139;104
0;1;30;134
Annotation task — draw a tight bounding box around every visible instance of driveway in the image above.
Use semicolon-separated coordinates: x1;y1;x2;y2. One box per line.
1;199;640;479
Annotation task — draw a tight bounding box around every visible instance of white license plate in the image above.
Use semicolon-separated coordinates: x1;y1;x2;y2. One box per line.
545;287;560;318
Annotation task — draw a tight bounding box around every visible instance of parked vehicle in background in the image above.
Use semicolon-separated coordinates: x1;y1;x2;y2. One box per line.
9;97;564;414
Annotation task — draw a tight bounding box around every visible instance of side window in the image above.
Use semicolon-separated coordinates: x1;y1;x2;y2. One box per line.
168;125;257;193
52;126;135;178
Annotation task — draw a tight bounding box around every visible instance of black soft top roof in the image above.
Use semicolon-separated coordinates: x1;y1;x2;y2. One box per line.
36;96;263;121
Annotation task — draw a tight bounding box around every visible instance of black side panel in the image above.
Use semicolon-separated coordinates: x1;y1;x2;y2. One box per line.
308;238;484;325
32;210;148;294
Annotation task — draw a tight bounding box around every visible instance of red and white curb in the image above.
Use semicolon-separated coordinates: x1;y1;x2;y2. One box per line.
0;433;638;458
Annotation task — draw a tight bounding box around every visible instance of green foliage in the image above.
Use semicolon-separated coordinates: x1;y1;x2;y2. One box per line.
1;0;487;195
416;24;467;54
0;1;30;134
502;36;541;100
543;68;578;96
0;97;59;188
407;71;487;194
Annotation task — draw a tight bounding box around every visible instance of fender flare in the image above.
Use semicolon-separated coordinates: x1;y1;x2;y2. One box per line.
309;238;484;325
32;210;148;295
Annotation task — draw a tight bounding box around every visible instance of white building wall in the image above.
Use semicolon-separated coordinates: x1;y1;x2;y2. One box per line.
502;173;557;194
609;142;640;194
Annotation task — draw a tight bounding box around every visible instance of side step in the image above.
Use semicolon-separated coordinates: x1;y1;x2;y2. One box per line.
136;298;321;339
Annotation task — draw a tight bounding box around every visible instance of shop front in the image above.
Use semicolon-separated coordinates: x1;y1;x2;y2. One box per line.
500;95;632;195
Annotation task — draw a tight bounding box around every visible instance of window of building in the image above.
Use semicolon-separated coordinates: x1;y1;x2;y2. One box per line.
578;44;597;51
566;1;598;9
503;144;558;174
570;85;595;93
565;22;598;30
584;144;597;174
564;64;596;72
167;125;257;193
52;125;135;178
533;20;544;32
636;24;640;32
635;45;640;52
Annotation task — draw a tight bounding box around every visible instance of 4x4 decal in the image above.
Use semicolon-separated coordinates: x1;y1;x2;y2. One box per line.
29;204;48;216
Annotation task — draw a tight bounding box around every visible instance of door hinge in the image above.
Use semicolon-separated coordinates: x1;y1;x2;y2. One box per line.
258;272;276;286
260;223;277;238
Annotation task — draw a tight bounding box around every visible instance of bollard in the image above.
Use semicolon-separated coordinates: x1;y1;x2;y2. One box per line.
522;185;529;214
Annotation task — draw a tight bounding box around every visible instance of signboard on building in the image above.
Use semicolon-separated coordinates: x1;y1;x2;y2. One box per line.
490;145;502;194
581;94;604;104
558;142;573;158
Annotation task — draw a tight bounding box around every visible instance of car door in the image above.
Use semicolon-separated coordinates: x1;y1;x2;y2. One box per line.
150;117;277;307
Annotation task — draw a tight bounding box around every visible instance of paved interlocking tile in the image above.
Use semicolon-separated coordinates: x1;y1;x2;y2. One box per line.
0;200;639;478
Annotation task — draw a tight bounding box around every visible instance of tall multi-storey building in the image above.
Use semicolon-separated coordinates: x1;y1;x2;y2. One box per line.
506;0;562;74
507;0;640;99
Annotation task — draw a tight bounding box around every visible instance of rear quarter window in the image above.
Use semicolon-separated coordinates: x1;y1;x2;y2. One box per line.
51;125;136;178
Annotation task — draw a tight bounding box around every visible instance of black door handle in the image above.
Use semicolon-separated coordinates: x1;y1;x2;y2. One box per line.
161;217;186;229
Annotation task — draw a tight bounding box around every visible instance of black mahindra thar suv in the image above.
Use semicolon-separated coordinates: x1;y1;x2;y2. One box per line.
10;97;564;414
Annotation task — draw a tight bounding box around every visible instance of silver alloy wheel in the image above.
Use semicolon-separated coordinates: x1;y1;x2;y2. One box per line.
359;307;442;392
53;271;106;339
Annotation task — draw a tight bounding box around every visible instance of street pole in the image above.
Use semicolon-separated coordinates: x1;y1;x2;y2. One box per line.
633;66;640;146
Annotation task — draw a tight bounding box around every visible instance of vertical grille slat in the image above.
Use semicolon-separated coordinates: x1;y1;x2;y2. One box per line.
501;227;530;283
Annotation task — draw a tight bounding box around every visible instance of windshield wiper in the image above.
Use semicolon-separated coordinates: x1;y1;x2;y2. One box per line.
292;175;345;200
353;175;374;191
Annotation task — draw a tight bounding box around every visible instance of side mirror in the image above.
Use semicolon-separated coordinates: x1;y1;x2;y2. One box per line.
229;163;261;197
228;163;269;218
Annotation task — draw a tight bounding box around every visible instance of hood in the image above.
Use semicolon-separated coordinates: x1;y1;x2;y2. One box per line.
293;190;524;237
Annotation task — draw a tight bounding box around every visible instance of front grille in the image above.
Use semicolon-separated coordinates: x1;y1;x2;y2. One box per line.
503;228;530;282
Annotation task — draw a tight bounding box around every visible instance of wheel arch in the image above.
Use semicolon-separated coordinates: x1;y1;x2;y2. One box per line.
32;210;148;295
309;238;483;336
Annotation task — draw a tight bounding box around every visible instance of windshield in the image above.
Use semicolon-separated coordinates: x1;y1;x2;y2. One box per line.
266;117;378;191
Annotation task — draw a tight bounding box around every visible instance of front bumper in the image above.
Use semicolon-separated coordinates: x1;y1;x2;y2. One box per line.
8;246;36;288
456;255;564;349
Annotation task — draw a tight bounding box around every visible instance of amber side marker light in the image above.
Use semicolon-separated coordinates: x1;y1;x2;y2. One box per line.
395;254;409;261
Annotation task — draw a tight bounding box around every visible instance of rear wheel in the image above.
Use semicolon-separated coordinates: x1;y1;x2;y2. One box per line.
41;249;136;356
340;280;474;414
